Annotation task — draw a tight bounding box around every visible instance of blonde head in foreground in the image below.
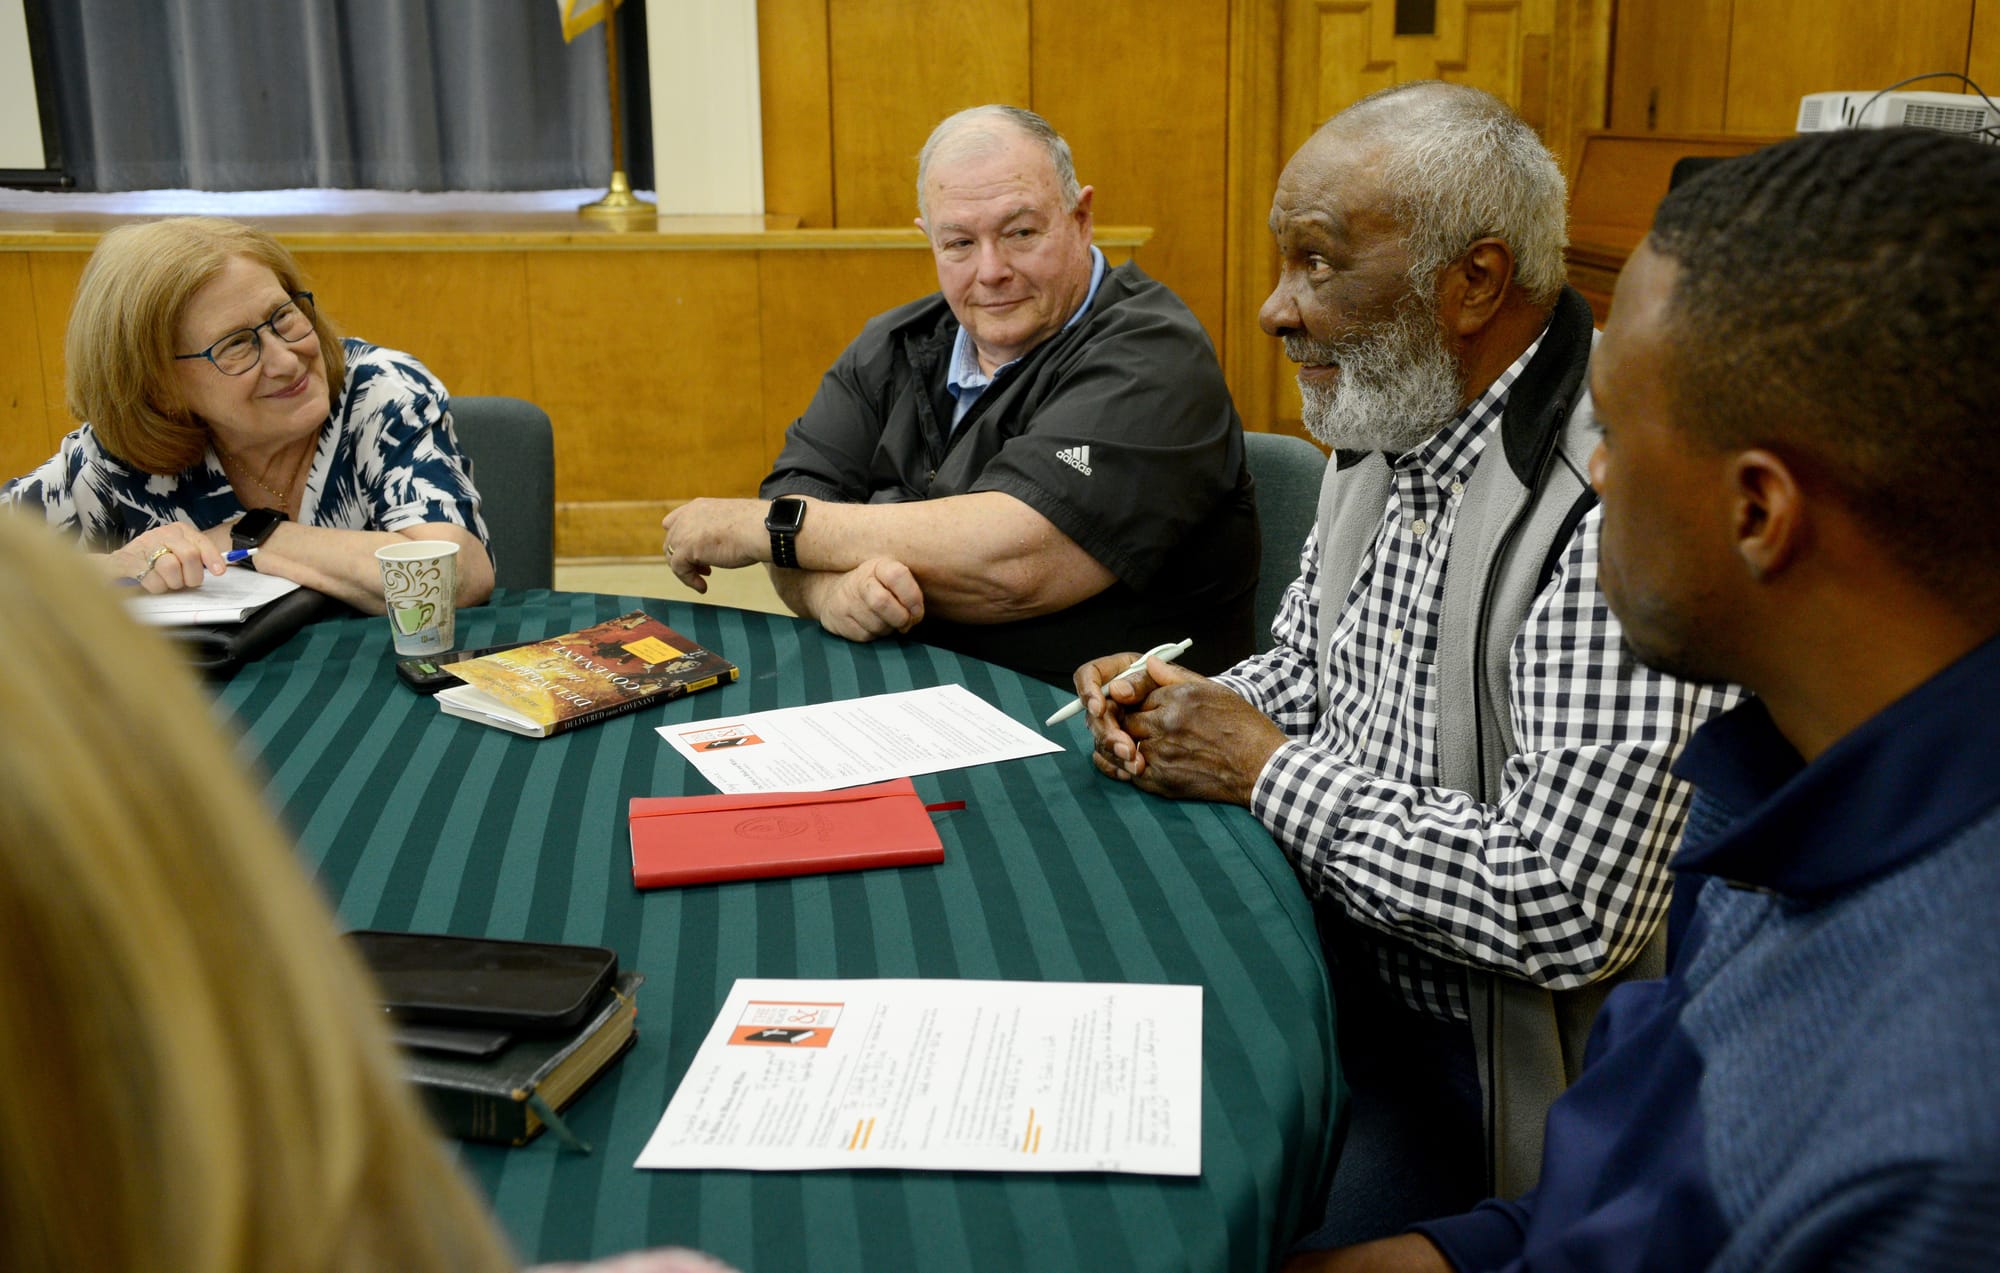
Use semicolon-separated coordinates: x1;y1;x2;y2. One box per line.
0;511;514;1273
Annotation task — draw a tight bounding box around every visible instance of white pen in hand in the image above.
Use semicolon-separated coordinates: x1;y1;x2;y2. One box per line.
1046;638;1193;727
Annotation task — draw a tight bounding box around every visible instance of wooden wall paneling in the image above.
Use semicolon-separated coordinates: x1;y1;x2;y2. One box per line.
1724;0;1976;134
26;253;85;441
1518;30;1554;129
289;251;536;401
755;247;941;465
0;254;54;477
1436;0;1530;102
1544;0;1614;179
758;0;835;227
1226;0;1292;435
1969;0;2000;91
1032;0;1231;346
1299;0;1556;108
826;0;1031;227
1304;1;1398;128
528;251;764;554
1606;0;1731;134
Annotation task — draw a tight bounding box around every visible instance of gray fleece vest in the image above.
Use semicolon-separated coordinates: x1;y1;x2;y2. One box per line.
1311;288;1660;1195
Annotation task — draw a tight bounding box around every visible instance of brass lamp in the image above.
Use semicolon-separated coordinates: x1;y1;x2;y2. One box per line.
568;0;655;224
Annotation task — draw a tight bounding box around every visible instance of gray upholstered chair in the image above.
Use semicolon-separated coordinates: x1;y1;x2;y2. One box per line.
450;396;556;592
1242;430;1328;652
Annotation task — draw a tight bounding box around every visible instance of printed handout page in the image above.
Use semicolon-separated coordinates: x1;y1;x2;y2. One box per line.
637;978;1203;1175
658;683;1062;793
125;568;300;626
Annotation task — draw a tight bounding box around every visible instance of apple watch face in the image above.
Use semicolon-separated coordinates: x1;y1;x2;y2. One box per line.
233;508;286;549
767;498;806;533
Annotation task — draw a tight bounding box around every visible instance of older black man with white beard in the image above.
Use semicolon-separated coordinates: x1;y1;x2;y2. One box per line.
1075;82;1734;1240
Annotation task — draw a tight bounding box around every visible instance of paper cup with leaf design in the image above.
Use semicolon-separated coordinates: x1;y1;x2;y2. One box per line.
374;540;460;655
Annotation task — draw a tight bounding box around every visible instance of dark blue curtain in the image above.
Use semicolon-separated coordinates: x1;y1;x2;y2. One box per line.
43;0;652;191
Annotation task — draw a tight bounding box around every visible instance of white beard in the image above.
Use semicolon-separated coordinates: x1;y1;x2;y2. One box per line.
1288;295;1465;455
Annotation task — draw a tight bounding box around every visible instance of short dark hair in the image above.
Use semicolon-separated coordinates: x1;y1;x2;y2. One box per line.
1648;128;2000;609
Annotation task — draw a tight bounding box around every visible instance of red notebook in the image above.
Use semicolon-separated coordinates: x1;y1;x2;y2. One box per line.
628;777;948;889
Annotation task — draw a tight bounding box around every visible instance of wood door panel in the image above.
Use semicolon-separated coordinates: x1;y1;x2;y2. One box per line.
759;0;835;227
1607;0;1731;134
1725;0;1976;134
1033;0;1231;345
826;0;1030;227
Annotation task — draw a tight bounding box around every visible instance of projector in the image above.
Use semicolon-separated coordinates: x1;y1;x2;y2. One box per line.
1796;90;1999;142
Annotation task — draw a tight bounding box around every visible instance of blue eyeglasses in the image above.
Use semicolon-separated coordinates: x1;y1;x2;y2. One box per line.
174;293;317;375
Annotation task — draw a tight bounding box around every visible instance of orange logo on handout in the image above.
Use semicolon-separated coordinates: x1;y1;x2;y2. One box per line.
729;999;842;1048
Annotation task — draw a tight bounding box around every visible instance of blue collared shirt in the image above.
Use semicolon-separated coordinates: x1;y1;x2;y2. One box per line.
945;245;1106;429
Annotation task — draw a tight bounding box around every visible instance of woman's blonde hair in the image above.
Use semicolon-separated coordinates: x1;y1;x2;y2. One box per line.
0;513;515;1273
65;216;349;475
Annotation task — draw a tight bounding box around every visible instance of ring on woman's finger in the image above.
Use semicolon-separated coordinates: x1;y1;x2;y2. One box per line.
135;545;173;580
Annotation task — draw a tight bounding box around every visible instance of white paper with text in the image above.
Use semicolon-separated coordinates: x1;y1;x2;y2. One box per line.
637;978;1203;1176
658;683;1061;793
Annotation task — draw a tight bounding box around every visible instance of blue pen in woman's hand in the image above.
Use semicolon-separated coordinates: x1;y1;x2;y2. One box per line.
120;546;254;585
1046;638;1194;727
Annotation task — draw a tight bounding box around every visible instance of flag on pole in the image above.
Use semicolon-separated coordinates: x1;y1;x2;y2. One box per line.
558;0;623;43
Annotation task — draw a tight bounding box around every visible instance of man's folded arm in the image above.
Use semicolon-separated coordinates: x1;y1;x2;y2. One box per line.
771;491;1115;623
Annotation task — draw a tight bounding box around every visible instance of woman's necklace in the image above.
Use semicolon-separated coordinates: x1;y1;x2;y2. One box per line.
215;438;307;505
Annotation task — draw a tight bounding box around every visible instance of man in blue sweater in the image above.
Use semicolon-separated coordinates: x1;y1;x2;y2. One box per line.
1289;127;2000;1271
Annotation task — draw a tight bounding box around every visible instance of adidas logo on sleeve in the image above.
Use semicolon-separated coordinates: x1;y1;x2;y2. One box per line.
1056;444;1092;476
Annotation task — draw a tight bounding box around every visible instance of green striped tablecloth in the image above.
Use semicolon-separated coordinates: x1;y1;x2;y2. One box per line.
217;590;1341;1272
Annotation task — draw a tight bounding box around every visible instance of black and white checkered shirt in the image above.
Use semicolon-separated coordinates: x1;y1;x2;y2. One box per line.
1216;339;1733;1021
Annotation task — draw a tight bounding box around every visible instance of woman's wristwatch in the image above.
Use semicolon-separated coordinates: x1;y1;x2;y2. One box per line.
232;508;288;562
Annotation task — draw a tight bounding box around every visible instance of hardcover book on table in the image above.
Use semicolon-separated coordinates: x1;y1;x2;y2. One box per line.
404;971;643;1146
628;777;947;888
437;611;736;737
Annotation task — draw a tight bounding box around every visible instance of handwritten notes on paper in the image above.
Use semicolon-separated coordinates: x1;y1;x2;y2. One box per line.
659;684;1061;793
637;979;1203;1176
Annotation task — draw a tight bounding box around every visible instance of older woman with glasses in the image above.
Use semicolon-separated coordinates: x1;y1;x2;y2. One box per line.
1;216;494;611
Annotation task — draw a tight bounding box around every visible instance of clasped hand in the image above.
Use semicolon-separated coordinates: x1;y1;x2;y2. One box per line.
806;558;925;641
1073;651;1287;806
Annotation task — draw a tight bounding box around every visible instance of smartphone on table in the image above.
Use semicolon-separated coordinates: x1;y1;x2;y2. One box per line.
346;930;618;1036
394;639;536;694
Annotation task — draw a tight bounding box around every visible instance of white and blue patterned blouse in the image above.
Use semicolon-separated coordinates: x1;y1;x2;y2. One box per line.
1;340;490;553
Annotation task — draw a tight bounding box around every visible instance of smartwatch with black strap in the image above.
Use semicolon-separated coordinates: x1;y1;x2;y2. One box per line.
764;497;807;569
232;508;288;560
